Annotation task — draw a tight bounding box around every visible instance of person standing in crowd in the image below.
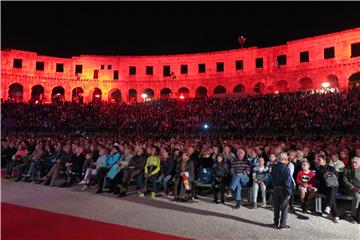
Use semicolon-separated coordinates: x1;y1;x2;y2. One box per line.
343;157;360;224
212;154;229;204
271;152;293;230
315;155;340;223
252;157;269;208
296;160;317;213
226;148;251;209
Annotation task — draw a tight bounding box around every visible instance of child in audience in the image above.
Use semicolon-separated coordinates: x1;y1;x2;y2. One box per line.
296;160;317;213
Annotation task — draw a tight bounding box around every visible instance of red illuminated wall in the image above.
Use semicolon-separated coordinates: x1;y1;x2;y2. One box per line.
1;27;360;103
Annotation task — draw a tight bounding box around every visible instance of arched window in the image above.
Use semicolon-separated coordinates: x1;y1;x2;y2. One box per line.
8;83;23;102
196;86;208;98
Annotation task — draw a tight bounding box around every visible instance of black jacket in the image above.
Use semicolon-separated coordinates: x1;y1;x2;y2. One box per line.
128;155;147;171
212;162;229;180
160;156;174;176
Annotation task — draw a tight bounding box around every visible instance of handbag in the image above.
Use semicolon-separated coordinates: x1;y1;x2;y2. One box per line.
323;171;339;187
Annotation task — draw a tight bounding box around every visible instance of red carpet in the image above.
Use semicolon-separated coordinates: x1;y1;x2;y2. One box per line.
1;203;190;240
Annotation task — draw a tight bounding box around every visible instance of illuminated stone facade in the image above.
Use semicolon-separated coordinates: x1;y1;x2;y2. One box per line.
1;27;360;103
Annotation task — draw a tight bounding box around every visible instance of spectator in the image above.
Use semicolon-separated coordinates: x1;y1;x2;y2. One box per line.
296;160;317;213
19;143;45;182
315;155;340;223
107;145;134;194
173;152;195;202
120;147;147;197
5;142;29;178
138;146;161;198
343;157;360;223
271;152;292;230
92;145;120;193
212;154;229;204
43;144;73;186
78;152;96;188
252;157;269;208
226;148;251;209
158;147;174;195
285;153;296;214
61;145;85;187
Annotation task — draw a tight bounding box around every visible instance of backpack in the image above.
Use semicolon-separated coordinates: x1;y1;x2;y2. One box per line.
198;167;212;184
323;170;339;187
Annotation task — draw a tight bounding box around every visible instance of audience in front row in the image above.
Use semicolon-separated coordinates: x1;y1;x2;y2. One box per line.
2;134;360;225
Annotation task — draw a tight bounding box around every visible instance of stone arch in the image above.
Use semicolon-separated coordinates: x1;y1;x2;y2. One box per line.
31;85;45;101
253;82;265;94
143;88;155;100
160;88;172;99
349;72;360;89
299;77;313;90
128;89;137;103
276;80;289;93
178;87;190;98
214;85;227;94
92;88;102;102
52;86;65;103
8;83;23;102
108;88;122;103
349;72;360;101
233;84;245;93
72;87;84;103
196;86;208;98
327;75;339;88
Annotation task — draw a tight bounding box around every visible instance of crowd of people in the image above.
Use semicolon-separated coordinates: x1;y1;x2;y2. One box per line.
2;91;360;135
2;90;360;229
2;134;360;227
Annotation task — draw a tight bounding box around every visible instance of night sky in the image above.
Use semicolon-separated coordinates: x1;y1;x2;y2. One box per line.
2;1;360;58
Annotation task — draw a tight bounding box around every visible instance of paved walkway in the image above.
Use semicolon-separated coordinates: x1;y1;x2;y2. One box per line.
2;179;359;239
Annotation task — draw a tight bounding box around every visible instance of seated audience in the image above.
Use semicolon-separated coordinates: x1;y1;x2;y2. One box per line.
212;154;229;204
173;152;195;202
252;157;269;208
315;155;340;223
343;157;360;223
296;160;317;213
227;148;251;209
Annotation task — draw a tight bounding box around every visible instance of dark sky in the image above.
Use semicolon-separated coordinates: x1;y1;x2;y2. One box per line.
2;1;360;58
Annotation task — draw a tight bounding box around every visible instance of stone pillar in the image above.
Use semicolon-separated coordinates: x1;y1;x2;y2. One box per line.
65;89;72;102
43;89;52;103
23;88;31;103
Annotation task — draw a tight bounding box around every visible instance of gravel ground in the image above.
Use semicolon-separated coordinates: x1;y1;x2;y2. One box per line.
1;179;359;240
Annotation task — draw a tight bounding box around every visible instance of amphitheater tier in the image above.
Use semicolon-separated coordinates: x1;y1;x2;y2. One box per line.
2;27;360;103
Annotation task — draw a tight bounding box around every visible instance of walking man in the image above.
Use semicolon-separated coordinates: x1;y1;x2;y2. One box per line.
271;152;293;230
